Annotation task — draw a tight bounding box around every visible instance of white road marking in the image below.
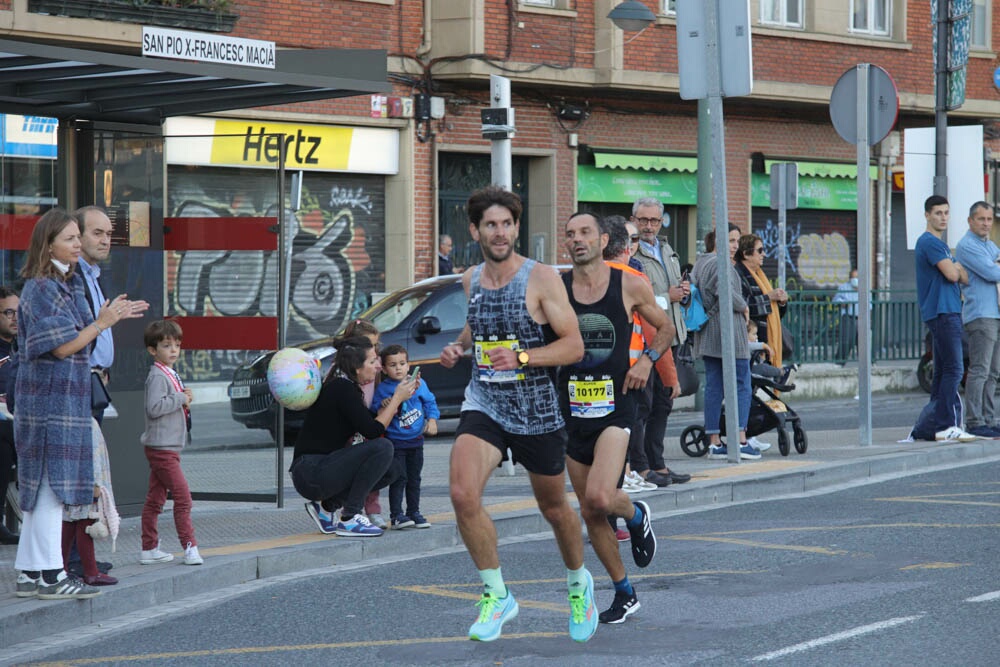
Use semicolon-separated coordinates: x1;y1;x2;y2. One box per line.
965;590;1000;603
750;615;924;662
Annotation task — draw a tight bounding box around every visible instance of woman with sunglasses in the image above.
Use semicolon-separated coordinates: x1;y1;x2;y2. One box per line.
734;234;788;369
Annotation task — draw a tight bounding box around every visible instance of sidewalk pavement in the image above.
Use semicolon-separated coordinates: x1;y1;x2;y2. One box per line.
1;421;997;652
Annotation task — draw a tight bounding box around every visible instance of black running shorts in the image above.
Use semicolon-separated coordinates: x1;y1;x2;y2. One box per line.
456;410;567;476
565;412;633;467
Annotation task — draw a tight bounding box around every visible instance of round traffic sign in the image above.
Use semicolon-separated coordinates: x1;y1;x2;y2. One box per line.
829;64;899;146
994;66;1000;90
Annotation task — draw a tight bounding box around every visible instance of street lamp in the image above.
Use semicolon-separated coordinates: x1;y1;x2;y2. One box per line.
607;0;746;461
607;1;656;32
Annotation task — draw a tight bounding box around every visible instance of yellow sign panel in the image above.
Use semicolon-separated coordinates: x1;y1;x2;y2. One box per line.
210;119;353;170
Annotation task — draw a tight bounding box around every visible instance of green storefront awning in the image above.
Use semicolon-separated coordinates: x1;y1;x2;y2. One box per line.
579;152;869;209
593;151;699;173
751;173;860;210
578;164;698;204
764;159;877;180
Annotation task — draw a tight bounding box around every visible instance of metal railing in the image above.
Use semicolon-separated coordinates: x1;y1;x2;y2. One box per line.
783;289;923;364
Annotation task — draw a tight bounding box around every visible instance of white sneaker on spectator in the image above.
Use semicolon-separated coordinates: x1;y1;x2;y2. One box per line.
140;540;174;565
183;542;204;565
934;426;977;442
368;513;388;529
747;436;771;452
626;471;657;490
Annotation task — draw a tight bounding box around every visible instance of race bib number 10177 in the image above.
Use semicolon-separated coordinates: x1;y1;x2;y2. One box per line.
567;377;615;418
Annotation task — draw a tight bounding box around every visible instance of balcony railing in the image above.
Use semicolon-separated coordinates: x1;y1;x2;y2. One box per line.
783;289;923;364
28;0;238;33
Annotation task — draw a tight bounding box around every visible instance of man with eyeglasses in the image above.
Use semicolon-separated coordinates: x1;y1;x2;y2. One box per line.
0;285;20;543
630;198;690;487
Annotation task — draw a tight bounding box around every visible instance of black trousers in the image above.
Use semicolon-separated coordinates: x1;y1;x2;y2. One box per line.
389;445;424;517
0;419;15;527
290;438;401;518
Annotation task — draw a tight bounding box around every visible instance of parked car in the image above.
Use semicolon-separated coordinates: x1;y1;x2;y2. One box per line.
228;275;471;443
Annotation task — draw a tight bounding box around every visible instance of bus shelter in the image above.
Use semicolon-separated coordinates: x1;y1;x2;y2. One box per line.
0;36;390;512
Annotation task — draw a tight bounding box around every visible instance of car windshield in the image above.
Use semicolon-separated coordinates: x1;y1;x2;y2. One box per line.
362;287;437;331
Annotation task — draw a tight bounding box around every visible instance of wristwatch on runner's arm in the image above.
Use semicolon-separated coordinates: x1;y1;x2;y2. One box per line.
518;350;530;367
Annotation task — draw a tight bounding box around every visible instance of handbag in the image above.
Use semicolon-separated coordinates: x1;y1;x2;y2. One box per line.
91;370;111;415
683;284;710;332
675;340;700;397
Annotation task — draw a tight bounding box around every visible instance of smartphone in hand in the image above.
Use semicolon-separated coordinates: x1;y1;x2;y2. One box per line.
408;365;421;381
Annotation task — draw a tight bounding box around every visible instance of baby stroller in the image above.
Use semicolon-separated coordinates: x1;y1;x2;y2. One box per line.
680;358;807;457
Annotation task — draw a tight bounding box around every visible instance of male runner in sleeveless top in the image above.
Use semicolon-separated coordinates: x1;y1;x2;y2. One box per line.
559;212;670;624
440;186;597;642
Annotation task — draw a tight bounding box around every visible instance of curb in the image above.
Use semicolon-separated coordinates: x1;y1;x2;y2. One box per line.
1;442;996;650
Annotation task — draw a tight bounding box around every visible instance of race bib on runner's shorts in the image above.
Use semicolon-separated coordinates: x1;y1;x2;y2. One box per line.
567;376;615;418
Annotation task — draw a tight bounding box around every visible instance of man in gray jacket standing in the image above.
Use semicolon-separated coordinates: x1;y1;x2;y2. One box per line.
631;198;690;485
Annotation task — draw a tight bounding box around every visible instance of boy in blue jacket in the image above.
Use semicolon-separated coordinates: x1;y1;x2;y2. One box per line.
372;344;440;529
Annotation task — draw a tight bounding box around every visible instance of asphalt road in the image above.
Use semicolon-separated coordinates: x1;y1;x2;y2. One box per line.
24;461;1000;666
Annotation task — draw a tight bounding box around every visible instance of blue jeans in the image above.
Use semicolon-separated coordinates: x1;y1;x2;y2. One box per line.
702;356;751;436
912;313;964;440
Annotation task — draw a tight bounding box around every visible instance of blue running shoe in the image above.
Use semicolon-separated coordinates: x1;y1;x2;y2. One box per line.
304;502;336;534
738;443;762;460
708;444;727;460
468;591;519;642
568;569;598;642
335;513;383;537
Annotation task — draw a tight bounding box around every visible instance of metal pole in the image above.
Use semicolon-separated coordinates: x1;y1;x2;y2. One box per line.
487;75;516;475
777;174;787;290
705;0;741;463
697;98;713;253
856;66;873;447
934;0;949;197
276;135;287;505
490;74;513;190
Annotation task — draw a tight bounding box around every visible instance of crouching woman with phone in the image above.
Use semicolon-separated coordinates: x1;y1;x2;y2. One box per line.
290;335;414;537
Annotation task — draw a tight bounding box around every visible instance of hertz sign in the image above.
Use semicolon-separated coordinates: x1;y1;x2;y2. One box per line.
211;120;353;170
164;117;399;175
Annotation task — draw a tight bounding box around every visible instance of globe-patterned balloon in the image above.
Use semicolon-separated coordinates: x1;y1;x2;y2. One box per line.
267;348;322;410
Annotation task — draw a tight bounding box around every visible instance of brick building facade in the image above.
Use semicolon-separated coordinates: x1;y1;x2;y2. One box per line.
1;0;998;317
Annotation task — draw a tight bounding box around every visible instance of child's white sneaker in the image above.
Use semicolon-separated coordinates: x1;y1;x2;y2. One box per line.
140;540;174;564
183;542;204;566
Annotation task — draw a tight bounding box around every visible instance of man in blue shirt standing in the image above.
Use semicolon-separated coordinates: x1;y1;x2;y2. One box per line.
954;201;1000;437
75;206;115;415
910;195;974;442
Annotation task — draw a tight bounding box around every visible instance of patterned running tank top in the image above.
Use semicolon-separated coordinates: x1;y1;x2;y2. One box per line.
461;258;563;434
558;267;634;422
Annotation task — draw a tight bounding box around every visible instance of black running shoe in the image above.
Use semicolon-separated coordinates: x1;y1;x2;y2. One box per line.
628;500;656;568
599;590;640;624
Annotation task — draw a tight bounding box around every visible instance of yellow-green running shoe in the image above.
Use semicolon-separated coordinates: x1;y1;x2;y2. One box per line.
568;569;598;642
468;591;519;642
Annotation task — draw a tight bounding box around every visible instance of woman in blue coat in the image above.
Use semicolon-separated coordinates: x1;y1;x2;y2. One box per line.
13;209;138;600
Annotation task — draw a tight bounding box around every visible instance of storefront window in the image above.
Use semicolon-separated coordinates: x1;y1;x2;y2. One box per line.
166;165;386;345
0;114;58;287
